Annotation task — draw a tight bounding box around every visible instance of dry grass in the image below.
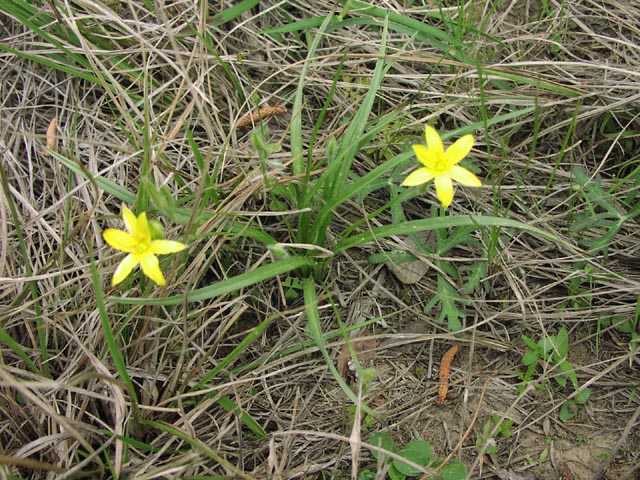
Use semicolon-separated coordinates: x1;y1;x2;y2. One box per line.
1;1;639;479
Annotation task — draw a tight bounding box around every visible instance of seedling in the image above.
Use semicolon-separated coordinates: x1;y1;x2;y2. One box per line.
368;432;467;480
570;166;640;255
281;275;303;300
475;414;514;455
519;327;591;420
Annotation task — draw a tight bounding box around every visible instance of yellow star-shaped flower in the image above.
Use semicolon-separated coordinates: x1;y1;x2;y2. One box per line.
103;205;187;286
402;125;482;208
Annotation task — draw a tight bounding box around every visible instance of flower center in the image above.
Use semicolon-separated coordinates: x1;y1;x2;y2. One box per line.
135;237;150;254
433;154;448;174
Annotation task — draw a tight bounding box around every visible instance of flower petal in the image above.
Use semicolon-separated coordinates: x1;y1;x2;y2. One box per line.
425;125;444;155
402;168;435;186
449;165;482;187
444;134;474;165
412;144;436;168
139;253;166;286
132;212;152;243
122;205;137;233
150;240;187;255
112;253;138;285
434;175;454;208
103;229;137;253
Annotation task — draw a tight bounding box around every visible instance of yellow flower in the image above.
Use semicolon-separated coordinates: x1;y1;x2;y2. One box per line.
103;205;187;286
402;125;482;208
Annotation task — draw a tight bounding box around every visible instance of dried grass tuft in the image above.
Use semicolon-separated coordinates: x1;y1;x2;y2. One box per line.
1;0;639;478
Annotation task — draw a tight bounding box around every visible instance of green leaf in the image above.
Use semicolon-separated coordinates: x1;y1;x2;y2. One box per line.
464;261;487;294
559;400;577;421
554;361;570;388
309;21;391;246
436;278;466;333
389;464;406;480
555;328;569;358
521;334;539;351
558;360;575;377
574;387;592;405
522;349;539;366
438;460;468;480
359;470;377;480
393;439;433;476
539;336;557;360
608;316;637;334
369;432;396;460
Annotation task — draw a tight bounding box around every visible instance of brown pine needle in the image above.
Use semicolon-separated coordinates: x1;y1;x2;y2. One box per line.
437;344;459;405
43;116;57;155
237;106;287;129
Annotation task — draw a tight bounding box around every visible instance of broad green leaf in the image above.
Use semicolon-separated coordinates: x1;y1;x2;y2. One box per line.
522;349;539;366
369;432;396;460
559;401;577;421
393;439;433;476
574;388;592;404
438;460;468;480
556;328;569;358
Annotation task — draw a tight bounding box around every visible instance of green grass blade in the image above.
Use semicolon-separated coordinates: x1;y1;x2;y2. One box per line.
0;328;40;375
309;19;390;246
140;420;254;479
191;313;276;392
109;256;317;306
0;161;50;377
51;151;278;244
264;2;470;62
49;150;136;204
324;42;389;199
0;44;101;84
261;15;336;35
342;0;467;52
210;0;261;26
302;277;375;417
334;215;578;253
313;150;413;246
291;14;336;176
480;66;585;97
90;243;140;415
217;396;267;438
1;0;160;99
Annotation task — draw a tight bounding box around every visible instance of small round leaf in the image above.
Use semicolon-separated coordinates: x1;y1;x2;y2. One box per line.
369;432;395;460
438;460;467;480
393;439;433;476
